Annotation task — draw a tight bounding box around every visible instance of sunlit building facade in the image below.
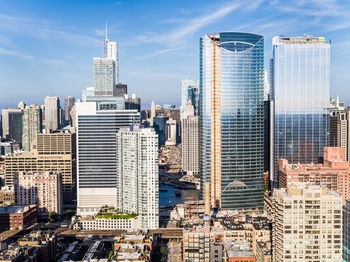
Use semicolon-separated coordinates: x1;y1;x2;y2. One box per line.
199;32;264;210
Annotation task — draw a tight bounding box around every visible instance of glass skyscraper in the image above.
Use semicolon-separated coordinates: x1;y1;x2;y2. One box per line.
199;32;264;210
272;36;330;184
181;79;199;115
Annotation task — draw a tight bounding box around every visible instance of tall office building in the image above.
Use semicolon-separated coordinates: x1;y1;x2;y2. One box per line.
22;105;42;152
273;36;330;181
5;132;75;207
150;101;156;126
182;101;199;175
64;96;75;126
199;32;264;210
104;28;119;84
75;102;140;215
181;79;199;114
93;58;116;96
44;96;60;131
1;108;23;142
116;126;159;229
125;94;141;112
272;184;342;261
153;116;167;147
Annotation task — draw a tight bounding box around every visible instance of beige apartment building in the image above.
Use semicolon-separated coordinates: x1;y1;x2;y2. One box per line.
5;132;75;206
272;183;342;262
14;171;62;217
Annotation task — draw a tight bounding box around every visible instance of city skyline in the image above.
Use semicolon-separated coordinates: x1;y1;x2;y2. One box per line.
1;0;350;109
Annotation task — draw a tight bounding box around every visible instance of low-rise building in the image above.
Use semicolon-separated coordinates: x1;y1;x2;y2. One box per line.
0;244;39;262
113;233;152;261
224;239;256;262
0;205;37;231
17;231;56;262
0;187;14;205
72;207;140;231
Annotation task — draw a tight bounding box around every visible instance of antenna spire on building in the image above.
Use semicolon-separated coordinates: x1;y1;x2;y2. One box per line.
105;21;108;40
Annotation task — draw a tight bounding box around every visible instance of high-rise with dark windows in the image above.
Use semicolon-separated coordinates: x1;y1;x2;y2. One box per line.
199;32;264;210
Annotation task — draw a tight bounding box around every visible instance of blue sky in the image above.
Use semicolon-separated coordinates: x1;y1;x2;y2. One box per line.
0;0;350;109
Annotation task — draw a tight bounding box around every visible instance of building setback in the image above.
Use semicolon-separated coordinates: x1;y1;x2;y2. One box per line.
279;147;350;204
199;32;264;210
116;126;159;229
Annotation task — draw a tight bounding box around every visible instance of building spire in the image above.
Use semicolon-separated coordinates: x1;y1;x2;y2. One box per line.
105;21;108;40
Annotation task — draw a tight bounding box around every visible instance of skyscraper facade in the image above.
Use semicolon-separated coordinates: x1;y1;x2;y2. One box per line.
116;126;159;229
75;102;140;215
104;34;119;84
93;58;116;96
182;101;199;175
22;105;42;152
1;108;23;142
44;96;60;131
273;36;330;180
64;96;75;126
181;79;199;114
344;199;350;261
272;184;342;261
199;32;264;210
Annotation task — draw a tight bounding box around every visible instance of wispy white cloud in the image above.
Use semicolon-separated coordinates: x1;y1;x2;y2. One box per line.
139;46;185;59
0;47;33;59
134;1;261;46
0;13;100;46
114;1;123;6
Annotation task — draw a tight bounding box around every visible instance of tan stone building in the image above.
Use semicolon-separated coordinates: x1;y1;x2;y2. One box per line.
272;184;342;261
4;132;75;206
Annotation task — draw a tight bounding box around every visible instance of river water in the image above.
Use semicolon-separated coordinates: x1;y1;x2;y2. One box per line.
159;184;199;207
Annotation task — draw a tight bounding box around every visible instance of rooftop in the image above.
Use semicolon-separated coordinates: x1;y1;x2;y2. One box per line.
0;205;35;214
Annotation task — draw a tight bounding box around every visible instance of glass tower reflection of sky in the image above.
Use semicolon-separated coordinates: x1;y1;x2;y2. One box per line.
199;32;264;210
273;36;330;181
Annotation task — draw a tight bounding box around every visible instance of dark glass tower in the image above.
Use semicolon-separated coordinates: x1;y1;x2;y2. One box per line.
199;32;264;210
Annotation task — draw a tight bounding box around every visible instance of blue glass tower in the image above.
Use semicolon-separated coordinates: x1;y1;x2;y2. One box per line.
272;36;330;185
199;32;264;210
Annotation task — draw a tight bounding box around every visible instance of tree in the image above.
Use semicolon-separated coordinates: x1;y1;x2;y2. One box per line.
65;209;76;218
49;211;58;221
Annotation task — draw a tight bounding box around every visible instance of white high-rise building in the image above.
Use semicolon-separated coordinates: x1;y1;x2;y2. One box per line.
75;102;140;215
181;101;199;175
116;126;159;230
44;96;60;131
104;25;119;84
93;58;116;96
22;105;41;152
272;183;342;261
